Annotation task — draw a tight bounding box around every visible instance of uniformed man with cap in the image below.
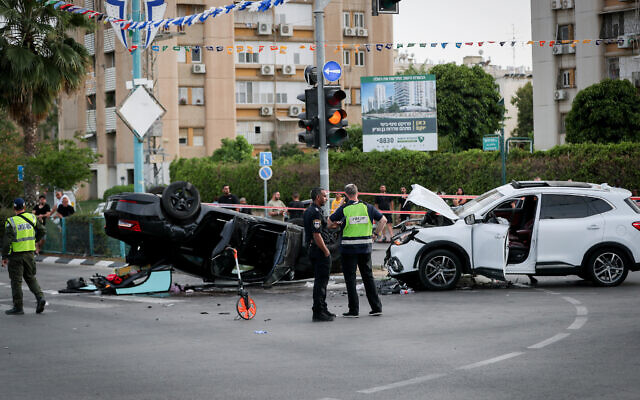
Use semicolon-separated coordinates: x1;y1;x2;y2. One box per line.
329;184;385;318
2;198;47;315
303;188;335;322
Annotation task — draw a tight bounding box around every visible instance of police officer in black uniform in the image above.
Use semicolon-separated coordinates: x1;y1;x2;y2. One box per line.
303;187;334;322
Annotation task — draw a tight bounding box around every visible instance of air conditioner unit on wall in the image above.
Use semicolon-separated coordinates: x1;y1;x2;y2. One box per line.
260;106;273;116
563;0;574;9
552;45;564;55
261;65;274;75
257;23;272;35
554;89;567;101
357;28;368;37
192;64;206;74
566;45;576;54
289;105;302;117
282;64;296;75
279;24;293;36
343;27;355;37
551;0;562;10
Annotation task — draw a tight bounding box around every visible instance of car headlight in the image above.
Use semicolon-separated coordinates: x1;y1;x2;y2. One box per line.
393;230;417;246
385;257;404;273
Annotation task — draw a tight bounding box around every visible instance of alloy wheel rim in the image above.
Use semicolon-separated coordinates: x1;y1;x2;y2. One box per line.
425;255;457;286
593;252;624;283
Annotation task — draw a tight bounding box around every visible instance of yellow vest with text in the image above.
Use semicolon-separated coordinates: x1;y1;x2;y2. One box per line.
341;202;373;246
6;213;37;253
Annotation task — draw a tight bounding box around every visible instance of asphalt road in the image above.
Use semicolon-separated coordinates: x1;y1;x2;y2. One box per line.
1;259;640;400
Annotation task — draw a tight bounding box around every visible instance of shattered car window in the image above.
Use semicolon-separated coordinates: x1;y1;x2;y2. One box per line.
454;189;504;217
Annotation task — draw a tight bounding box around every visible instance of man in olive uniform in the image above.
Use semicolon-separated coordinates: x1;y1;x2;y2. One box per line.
2;198;46;315
303;188;334;322
329;184;386;318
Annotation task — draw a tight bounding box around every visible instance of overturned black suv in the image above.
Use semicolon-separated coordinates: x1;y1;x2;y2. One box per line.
104;182;340;286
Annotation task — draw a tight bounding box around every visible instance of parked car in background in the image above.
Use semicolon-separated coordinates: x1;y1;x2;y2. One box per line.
385;181;640;290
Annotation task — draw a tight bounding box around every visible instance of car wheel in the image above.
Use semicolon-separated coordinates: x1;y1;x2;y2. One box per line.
161;181;201;221
418;249;462;290
587;248;629;287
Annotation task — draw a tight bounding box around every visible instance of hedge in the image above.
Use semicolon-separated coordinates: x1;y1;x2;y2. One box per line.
103;184;134;201
170;142;640;205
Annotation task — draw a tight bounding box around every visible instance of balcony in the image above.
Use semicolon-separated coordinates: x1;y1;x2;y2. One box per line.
84;33;95;56
86;110;97;133
104;29;115;53
105;67;116;91
83;0;94;9
239;131;272;145
105;107;117;132
86;72;96;95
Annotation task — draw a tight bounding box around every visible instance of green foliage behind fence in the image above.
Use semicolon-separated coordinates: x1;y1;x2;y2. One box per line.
169;142;640;205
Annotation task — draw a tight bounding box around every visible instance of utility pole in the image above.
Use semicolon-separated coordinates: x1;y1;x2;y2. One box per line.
131;0;144;193
314;0;330;212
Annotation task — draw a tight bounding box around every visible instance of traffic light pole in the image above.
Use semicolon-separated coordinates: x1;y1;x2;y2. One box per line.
314;0;330;211
132;0;144;193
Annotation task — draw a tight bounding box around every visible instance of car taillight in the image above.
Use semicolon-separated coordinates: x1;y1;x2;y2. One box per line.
119;199;138;204
633;222;640;231
118;219;141;232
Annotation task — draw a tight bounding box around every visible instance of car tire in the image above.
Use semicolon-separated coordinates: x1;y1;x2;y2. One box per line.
161;181;201;221
586;248;629;287
418;249;462;290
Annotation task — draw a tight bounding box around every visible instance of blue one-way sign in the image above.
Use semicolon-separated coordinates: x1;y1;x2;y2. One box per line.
323;61;342;82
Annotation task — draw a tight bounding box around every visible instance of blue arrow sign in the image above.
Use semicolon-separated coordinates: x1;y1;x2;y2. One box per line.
17;165;24;182
259;166;273;181
259;152;272;167
323;61;342;82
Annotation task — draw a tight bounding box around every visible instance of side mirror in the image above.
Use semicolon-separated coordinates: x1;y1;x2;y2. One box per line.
464;214;476;225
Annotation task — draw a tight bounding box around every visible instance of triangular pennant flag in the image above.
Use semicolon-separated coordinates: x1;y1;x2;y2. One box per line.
549;40;555;47
430;43;437;47
499;41;506;46
478;42;484;46
364;44;370;52
376;44;383;51
270;45;279;51
407;43;415;47
441;42;448;48
396;43;403;48
511;41;516;46
455;42;462;48
539;41;546;46
419;43;427;48
216;46;224;51
465;42;474;46
259;45;265;52
224;4;236;13
583;39;592;44
385;43;393;49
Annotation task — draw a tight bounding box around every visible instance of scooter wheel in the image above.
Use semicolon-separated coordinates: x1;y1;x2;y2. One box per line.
236;296;257;320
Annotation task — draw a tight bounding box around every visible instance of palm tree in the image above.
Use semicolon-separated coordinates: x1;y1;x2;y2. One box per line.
0;0;90;203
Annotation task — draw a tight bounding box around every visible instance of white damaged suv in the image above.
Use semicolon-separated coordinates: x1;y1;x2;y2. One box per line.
384;181;640;290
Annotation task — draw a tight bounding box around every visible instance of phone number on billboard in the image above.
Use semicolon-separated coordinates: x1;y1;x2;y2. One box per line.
376;138;395;144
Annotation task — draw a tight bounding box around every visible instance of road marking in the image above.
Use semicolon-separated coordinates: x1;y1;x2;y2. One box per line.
562;296;581;305
527;333;571;349
68;259;85;265
568;316;588;330
42;256;58;263
457;352;524;370
0;282;7;286
101;296;182;304
575;306;588;316
357;373;448;394
48;299;111;309
96;261;113;267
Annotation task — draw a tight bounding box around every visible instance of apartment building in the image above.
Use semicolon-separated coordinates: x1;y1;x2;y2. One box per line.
58;0;393;199
531;0;640;149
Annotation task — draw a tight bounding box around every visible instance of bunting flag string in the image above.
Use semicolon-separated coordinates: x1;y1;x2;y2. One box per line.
39;0;291;31
146;38;634;55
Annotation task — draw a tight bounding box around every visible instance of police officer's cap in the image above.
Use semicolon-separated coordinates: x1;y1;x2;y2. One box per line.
13;198;25;209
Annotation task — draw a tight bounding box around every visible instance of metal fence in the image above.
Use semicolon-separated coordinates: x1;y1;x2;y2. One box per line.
42;217;127;258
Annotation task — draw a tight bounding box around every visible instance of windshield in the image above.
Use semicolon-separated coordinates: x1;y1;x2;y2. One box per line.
454;189;504;217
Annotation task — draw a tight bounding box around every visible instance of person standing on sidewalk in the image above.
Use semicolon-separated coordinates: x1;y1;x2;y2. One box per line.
303;188;334;322
2;198;47;315
374;185;394;242
329;184;385;318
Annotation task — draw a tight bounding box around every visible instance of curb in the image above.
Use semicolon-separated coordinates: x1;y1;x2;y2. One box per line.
36;255;127;269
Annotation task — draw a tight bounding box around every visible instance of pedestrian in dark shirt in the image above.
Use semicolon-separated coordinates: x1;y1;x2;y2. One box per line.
303;188;334;322
399;186;412;222
217;184;240;212
238;197;252;215
287;192;305;220
54;196;74;219
374;184;394;242
33;195;51;253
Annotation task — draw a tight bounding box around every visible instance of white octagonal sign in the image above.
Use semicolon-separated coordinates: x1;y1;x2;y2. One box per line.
117;86;166;140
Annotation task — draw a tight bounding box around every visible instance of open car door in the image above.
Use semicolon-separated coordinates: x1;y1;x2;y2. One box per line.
471;220;509;281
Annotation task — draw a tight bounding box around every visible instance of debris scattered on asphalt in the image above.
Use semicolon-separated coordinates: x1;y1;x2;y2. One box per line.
254;330;268;334
218;312;230;315
163;303;174;308
200;311;208;315
264;318;271;322
376;278;408;295
147;305;152;309
217;304;221;306
185;289;194;294
169;283;183;294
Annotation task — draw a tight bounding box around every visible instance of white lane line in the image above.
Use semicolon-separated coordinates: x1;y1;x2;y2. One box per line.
48;299;111;309
575;306;588;316
562;296;581;305
42;256;58;263
0;282;7;286
457;352;524;370
95;261;113;267
568;316;588;330
528;333;571;349
102;296;182;304
68;259;85;265
43;290;59;295
357;373;448;394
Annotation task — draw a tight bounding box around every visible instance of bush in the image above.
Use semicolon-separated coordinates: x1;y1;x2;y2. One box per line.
103;184;134;201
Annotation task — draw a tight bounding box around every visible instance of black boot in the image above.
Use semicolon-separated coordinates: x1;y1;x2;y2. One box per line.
5;306;24;315
312;311;335;322
36;298;46;314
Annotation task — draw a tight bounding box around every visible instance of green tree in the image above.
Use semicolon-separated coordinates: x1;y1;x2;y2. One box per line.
428;63;504;151
566;79;640;144
269;140;304;159
26;137;100;191
340;124;363;152
0;110;24;207
396;63;428;76
211;136;254;163
0;0;90;203
511;81;533;138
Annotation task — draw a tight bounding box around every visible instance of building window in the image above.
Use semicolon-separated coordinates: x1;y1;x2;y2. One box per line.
557;24;574;41
293;53;300;65
343;50;350;66
178;87;205;105
343;12;350;28
179;87;188;105
191;48;201;63
179;128;188;145
237;52;259;64
354;88;361;105
355;51;365;66
344;88;352;105
192;128;204;146
177;47;186;63
607;57;620;80
560;68;575;88
105;91;115;108
560;113;567;135
86;94;96;110
276;92;288;104
353;12;364;28
176;5;204;33
191;87;204;105
601;12;624;39
104;51;115;68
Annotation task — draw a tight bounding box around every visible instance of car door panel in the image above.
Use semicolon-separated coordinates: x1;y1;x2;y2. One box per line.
472;222;509;280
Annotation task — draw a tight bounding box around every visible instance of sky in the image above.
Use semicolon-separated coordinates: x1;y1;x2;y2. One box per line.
393;0;532;69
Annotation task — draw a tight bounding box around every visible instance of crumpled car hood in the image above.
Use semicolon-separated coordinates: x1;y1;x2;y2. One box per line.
407;184;459;221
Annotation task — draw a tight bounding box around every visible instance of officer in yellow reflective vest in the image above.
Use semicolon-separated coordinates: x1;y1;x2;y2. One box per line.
329;184;386;318
2;198;46;315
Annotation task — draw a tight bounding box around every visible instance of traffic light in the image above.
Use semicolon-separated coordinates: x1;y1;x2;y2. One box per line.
374;0;400;15
324;86;348;147
297;87;319;148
